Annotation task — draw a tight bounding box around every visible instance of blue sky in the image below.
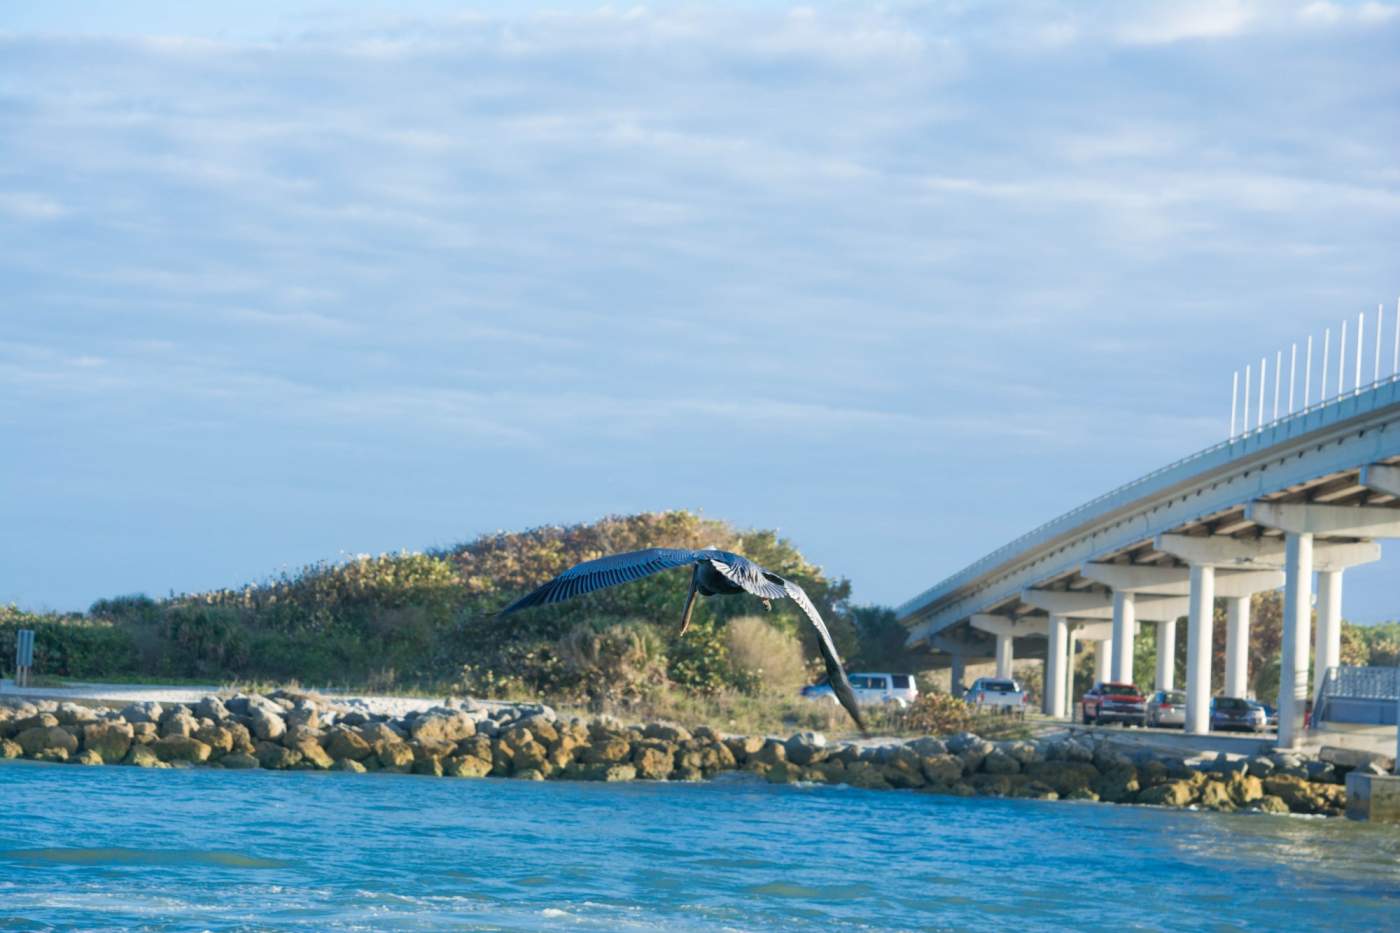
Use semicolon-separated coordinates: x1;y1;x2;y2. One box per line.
3;1;1398;622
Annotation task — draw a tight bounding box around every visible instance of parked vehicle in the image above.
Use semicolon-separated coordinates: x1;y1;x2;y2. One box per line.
1146;689;1187;728
801;672;919;708
1213;696;1266;732
963;677;1029;715
1081;682;1146;726
1253;702;1279;730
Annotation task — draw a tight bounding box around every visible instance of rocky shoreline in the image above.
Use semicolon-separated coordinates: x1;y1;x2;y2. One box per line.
0;691;1383;818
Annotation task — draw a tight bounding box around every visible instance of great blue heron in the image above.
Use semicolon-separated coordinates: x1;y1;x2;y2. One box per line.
500;547;867;734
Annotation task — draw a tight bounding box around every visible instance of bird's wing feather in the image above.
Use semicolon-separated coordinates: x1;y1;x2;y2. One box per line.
707;553;788;600
500;547;705;613
780;577;869;735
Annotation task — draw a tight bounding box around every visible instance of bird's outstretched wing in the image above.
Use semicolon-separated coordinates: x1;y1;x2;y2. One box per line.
707;553;788;600
499;547;707;614
780;577;869;736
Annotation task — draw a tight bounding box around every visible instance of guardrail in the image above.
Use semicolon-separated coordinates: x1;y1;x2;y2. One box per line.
1315;665;1400;727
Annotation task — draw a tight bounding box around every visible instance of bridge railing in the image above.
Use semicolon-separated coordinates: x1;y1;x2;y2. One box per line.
899;372;1400;621
1314;666;1400;727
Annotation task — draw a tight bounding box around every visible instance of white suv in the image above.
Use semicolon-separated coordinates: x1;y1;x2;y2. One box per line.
802;672;919;708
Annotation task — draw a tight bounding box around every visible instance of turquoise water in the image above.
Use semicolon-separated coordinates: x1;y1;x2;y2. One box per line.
1;760;1398;931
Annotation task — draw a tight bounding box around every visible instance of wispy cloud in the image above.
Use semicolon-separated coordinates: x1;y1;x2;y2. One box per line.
2;2;1398;616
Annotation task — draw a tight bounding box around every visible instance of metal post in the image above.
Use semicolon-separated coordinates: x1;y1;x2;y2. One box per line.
1230;371;1238;438
1305;335;1313;407
1393;297;1399;377
1338;318;1347;396
1243;364;1251;431
1377;303;1385;384
1321;328;1329;403
1273;349;1281;420
1257;356;1266;429
1355;311;1364;393
1289;342;1297;413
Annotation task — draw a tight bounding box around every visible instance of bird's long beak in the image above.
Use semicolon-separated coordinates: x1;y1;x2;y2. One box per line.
679;568;700;636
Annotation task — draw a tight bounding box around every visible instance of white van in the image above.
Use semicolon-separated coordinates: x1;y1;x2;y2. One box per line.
801;672;919;709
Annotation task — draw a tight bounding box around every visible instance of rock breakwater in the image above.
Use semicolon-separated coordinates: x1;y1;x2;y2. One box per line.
0;693;1365;817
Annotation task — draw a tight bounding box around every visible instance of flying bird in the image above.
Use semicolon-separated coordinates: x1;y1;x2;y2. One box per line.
500;547;868;734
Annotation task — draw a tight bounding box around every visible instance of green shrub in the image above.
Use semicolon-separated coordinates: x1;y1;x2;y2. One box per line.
556;619;668;709
666;620;731;694
0;606;140;679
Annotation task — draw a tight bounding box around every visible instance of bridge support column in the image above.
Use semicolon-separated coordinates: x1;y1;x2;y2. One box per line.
1314;570;1343;708
1184;564;1216;735
995;633;1013;680
1045;614;1068;719
1156;620;1177;692
1224;597;1250;698
1279;532;1314;749
950;653;966;698
1066;631;1080;718
1095;639;1111;685
1111;592;1135;683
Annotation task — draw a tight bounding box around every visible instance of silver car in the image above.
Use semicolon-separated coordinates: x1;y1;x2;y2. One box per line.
1146;689;1186;728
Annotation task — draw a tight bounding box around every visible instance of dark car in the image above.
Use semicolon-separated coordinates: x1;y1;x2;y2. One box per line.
1211;696;1266;733
1081;682;1146;726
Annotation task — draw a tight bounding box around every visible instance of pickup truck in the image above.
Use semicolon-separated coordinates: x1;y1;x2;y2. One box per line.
963;677;1029;715
1081;682;1146;726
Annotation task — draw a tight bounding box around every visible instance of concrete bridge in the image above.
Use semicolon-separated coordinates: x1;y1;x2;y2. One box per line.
899;365;1400;750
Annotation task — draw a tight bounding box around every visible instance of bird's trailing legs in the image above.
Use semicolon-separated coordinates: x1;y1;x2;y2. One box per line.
678;569;700;636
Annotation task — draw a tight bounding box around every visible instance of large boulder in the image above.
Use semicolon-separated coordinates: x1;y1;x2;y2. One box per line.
643;722;692;744
285;704;321;732
74;748;104;766
582;737;633;765
158;706;198;738
287;733;333;769
1;739;21;759
255;741;302;770
920;753;965;786
445;753;493;778
906;736;948;757
16;725;79;758
324;727;373;761
981;749;1021;775
195;696;231;721
123;744;167;768
374;741;415;773
250;707;286;742
1262;775;1346;815
221;752;259;769
153;735;212;764
81;721;134;764
14;712;59;733
784;732;829;766
119;702;163;725
1198;780;1236;812
412;713;477;746
54;703;99;727
193;722;235;756
632;742;676;780
1092;766;1140;803
1137;780;1195;807
1025;761;1099;797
